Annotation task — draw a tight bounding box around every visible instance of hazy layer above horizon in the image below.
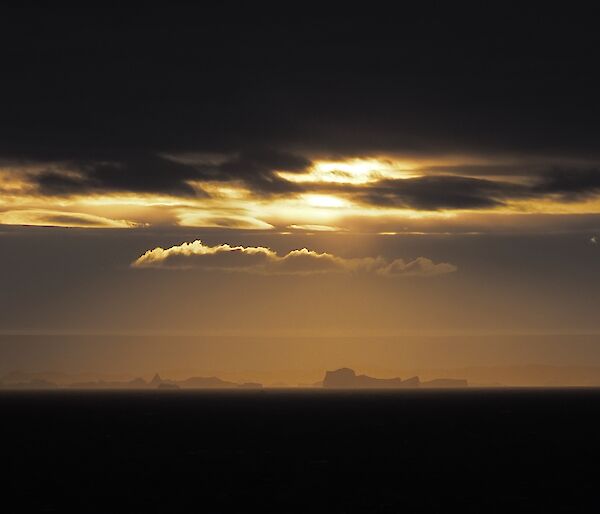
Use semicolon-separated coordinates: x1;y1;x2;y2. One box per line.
3;334;600;387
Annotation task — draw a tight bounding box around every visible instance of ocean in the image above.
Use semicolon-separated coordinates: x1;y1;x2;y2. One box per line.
2;389;599;513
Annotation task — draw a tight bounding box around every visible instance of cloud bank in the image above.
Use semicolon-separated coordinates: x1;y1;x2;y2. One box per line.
131;240;457;277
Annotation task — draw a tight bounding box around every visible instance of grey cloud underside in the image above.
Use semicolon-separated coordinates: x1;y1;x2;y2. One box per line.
533;169;600;199
306;171;600;210
341;170;600;210
348;176;528;210
32;150;310;197
201;149;310;194
420;164;545;178
35;155;204;197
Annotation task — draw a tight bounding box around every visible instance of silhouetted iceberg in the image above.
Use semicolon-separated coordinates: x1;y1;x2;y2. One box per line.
421;378;468;387
70;377;150;389
323;368;420;388
6;379;59;389
400;376;421;387
150;373;163;387
177;376;238;388
1;369;468;390
128;377;147;387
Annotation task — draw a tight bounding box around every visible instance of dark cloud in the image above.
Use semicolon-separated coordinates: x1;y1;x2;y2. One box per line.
218;149;310;175
326;170;600;211
1;9;598;158
31;149;310;197
209;149;310;194
534;169;600;200
34;155;203;197
420;164;539;178
349;176;529;210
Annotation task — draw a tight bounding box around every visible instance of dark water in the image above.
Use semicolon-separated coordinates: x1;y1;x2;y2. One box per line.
2;389;599;513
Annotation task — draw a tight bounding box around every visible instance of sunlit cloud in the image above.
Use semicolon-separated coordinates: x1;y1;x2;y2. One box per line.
4;154;600;233
503;197;600;214
288;224;344;232
131;240;457;277
276;158;419;185
302;194;349;208
176;210;274;230
0;209;138;228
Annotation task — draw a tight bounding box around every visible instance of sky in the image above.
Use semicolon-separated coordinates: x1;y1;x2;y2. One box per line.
2;6;600;377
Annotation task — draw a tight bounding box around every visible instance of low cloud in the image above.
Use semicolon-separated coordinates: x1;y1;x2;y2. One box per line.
176;211;274;230
0;209;138;228
131;240;457;277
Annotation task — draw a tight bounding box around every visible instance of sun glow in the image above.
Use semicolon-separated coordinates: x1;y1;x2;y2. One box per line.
302;194;348;208
277;158;419;185
6;154;600;233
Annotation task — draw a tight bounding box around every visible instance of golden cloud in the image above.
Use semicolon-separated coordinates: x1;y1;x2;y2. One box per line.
131;240;457;277
0;209;138;228
288;224;344;232
4;155;600;234
175;210;274;230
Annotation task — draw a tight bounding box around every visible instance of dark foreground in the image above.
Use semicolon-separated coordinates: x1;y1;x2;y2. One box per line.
2;389;599;513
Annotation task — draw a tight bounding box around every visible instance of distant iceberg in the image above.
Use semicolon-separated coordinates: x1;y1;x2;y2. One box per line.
323;368;467;388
